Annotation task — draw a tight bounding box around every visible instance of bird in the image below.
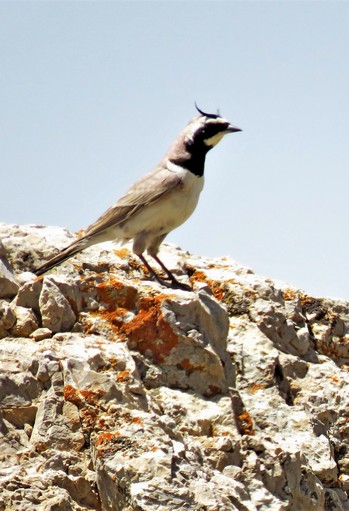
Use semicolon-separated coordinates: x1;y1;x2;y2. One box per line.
34;104;241;290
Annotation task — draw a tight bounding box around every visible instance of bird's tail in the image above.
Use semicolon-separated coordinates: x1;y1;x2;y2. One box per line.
34;236;91;276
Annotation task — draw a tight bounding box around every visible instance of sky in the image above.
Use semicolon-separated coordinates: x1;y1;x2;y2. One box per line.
1;1;348;301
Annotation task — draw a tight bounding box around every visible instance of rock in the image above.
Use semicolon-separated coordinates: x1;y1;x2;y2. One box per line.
0;300;16;337
0;223;349;510
39;277;76;333
0;240;19;298
14;274;43;312
10;305;39;337
30;327;53;341
0;223;75;273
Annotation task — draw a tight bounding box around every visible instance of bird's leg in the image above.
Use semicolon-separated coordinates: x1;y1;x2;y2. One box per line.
151;254;192;291
138;254;191;291
138;254;173;288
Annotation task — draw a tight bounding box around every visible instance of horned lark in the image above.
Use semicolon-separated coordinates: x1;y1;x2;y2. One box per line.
34;105;241;290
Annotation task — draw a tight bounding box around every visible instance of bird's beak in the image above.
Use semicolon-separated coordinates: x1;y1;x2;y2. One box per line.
226;124;242;133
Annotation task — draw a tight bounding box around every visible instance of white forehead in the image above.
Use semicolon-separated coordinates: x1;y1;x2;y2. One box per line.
184;115;229;140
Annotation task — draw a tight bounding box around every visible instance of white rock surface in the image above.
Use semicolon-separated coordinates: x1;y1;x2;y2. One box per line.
0;223;349;510
0;240;19;298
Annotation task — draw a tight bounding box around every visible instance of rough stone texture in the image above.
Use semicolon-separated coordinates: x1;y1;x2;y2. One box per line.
0;240;19;298
0;222;349;510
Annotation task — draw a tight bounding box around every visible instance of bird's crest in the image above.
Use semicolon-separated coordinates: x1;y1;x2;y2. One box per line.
195;102;221;119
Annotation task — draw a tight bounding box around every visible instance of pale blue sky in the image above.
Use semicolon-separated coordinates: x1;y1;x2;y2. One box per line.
1;1;348;300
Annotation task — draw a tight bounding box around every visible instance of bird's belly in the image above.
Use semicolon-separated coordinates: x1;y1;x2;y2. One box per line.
121;175;203;239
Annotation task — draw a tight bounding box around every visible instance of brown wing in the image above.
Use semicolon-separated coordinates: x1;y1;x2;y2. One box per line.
84;165;182;238
34;165;182;276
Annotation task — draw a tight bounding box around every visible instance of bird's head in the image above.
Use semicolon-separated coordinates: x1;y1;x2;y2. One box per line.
183;104;241;152
165;105;241;176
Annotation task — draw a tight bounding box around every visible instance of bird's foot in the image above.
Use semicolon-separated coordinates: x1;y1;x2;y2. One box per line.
165;277;192;292
152;274;192;292
138;254;192;291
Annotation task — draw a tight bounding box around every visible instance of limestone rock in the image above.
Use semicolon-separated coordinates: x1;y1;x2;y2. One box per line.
39;277;76;333
10;305;39;337
0;300;16;337
14;273;43;312
0;240;19;298
29;327;53;341
0;223;349;510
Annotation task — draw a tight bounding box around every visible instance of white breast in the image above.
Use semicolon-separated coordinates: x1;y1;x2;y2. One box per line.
119;165;204;239
164;162;205;227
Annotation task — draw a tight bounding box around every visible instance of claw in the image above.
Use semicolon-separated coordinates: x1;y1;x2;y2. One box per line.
138;254;192;291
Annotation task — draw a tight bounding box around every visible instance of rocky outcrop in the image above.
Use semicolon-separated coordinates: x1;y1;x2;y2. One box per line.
0;223;349;511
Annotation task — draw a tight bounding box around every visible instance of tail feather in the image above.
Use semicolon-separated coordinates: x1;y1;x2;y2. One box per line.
34;237;91;276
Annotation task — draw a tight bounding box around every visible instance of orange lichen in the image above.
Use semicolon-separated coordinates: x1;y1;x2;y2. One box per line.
237;411;255;436
212;284;226;301
129;259;144;272
180;358;196;370
114;248;131;259
95;431;121;447
190;270;207;283
95;431;135;458
80;388;104;405
179;358;205;375
96;278;138;311
92;308;127;335
96;417;108;430
131;416;144;426
113;411;144;427
84;275;139;337
87;280;179;362
116;370;131;383
250;383;266;394
64;385;104;408
121;296;179;364
283;289;298;301
64;385;84;406
189;270;226;301
63;385;101;433
80;408;99;431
